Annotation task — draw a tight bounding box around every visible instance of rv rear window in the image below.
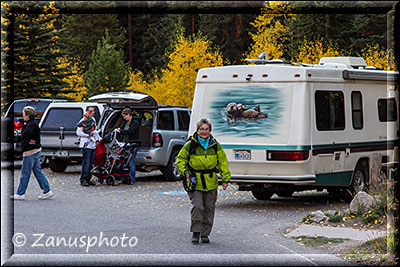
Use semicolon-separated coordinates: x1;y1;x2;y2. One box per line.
378;98;397;122
315;91;345;131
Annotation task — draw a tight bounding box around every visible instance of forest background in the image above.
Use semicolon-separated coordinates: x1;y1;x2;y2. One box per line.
1;1;398;112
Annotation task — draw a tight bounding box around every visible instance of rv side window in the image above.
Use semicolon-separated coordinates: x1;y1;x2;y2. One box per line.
378;98;398;122
315;91;345;131
351;91;363;130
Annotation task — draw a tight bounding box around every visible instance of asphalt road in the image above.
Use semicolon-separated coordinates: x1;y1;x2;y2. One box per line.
2;161;357;266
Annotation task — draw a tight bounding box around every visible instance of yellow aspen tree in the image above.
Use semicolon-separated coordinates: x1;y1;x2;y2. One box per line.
360;44;397;71
151;33;223;108
244;1;295;61
295;39;347;64
126;69;151;94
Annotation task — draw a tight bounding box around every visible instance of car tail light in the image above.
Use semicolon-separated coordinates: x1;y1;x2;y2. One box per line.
14;121;23;134
152;133;163;147
14;121;23;130
267;150;309;161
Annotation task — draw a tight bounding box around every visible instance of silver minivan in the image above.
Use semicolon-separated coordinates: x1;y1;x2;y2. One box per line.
89;92;191;181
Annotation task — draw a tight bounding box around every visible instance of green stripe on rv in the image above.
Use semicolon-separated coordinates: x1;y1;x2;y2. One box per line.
315;171;353;185
312;140;396;149
222;140;396;150
221;144;311;150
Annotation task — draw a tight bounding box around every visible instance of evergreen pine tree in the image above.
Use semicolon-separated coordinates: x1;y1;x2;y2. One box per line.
84;29;129;98
59;2;127;72
5;1;75;100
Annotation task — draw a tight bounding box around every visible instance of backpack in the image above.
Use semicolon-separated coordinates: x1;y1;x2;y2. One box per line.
188;138;218;155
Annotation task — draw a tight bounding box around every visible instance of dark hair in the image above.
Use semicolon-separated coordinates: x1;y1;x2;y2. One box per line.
122;108;132;116
86;106;94;112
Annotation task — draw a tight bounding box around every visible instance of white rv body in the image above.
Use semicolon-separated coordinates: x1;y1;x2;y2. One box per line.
189;57;399;200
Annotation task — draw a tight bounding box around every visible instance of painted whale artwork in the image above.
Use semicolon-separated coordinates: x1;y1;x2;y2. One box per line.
207;85;289;139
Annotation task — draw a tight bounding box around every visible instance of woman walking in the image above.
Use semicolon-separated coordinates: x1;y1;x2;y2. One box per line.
11;106;53;200
177;118;231;244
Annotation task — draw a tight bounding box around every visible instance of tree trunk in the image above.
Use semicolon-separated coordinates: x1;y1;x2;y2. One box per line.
235;14;243;39
325;14;329;39
128;2;133;69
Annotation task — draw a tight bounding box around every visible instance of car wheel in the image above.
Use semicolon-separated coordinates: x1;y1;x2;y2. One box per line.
341;161;369;202
49;158;68;172
251;190;273;200
161;149;181;181
40;155;48;168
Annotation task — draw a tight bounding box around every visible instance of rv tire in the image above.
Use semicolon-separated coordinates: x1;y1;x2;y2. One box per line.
276;190;294;198
251;190;273;200
341;161;369;202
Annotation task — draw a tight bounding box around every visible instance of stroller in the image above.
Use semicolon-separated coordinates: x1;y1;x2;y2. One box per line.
91;131;138;186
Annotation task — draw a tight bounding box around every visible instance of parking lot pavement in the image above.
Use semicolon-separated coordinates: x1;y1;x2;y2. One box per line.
2;162;357;266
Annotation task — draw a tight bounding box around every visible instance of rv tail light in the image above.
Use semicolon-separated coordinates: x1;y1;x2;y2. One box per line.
152;132;163;147
247;74;253;77
308;73;312;77
267;150;309;161
294;74;301;77
262;74;268;77
202;75;208;78
232;74;238;78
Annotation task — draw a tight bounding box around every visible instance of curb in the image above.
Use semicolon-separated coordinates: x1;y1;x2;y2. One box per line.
286;224;387;241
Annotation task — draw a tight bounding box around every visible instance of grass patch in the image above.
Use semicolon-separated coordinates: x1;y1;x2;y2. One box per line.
293;235;349;247
339;236;398;266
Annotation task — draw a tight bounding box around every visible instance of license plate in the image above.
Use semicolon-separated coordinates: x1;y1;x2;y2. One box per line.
234;150;251;160
56;150;69;157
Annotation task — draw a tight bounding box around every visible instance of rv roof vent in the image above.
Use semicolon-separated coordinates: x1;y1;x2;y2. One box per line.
319;57;367;69
319;63;348;69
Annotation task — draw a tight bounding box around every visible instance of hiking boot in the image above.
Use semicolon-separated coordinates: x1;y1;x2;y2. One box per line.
38;191;53;200
10;194;25;200
201;236;210;243
191;232;200;244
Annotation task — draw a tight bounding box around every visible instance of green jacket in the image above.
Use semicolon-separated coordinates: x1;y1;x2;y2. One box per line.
176;133;231;192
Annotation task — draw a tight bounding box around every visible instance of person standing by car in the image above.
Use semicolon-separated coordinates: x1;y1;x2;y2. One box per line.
76;106;100;187
176;118;231;244
10;106;53;200
114;108;140;185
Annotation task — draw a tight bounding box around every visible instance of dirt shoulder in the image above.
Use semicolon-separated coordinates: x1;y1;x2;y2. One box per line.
290;215;397;266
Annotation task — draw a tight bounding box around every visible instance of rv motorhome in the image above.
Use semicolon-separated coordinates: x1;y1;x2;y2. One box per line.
189;56;399;202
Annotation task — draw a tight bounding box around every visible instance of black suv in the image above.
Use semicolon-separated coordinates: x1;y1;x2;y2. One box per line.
1;98;67;162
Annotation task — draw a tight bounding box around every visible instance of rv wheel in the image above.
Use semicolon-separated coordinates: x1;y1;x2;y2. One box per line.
342;161;369;202
251;190;273;200
276;190;294;198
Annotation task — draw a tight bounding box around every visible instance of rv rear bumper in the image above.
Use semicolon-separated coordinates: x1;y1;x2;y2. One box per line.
230;174;316;185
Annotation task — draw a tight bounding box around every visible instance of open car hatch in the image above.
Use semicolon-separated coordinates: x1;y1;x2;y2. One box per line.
88;92;158;109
